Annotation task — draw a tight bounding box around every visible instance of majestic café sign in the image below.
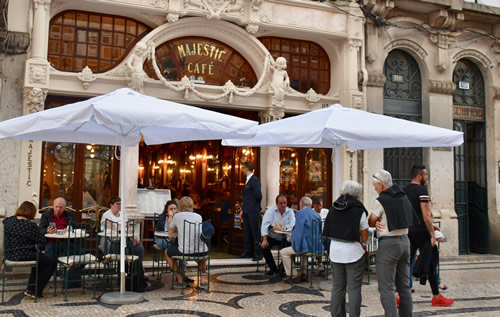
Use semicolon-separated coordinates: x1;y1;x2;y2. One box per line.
145;37;257;87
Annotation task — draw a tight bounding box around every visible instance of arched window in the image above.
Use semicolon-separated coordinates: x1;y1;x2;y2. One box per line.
383;49;422;186
259;37;330;94
48;11;151;73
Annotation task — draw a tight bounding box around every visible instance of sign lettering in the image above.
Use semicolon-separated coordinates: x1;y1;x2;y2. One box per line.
453;105;484;121
27;141;33;186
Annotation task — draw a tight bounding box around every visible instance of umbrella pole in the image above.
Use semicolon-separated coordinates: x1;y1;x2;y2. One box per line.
101;142;144;305
334;147;340;198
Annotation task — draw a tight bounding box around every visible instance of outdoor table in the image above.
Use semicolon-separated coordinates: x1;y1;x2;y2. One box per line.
154;231;169;238
45;232;90;239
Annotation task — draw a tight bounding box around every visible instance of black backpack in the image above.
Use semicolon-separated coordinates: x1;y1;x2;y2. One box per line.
125;260;146;292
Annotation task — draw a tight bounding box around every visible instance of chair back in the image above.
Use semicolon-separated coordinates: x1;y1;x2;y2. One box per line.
311;218;324;255
101;219;136;257
178;219;208;257
62;220;99;265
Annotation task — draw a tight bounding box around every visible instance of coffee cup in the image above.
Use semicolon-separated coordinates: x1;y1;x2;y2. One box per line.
57;229;64;235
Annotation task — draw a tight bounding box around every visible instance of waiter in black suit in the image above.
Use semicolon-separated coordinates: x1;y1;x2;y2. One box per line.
239;162;263;260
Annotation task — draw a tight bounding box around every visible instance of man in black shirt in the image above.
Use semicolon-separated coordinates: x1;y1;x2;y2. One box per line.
404;165;453;307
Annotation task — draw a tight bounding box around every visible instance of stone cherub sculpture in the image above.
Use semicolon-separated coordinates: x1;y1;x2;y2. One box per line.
269;56;290;107
127;42;148;93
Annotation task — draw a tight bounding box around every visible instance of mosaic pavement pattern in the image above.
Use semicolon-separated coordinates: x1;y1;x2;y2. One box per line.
1;256;500;317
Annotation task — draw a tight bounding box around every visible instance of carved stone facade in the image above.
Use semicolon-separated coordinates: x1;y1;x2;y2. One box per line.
23;87;48;114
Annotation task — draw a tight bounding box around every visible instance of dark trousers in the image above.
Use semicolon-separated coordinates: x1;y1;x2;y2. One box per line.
45;241;82;287
27;252;57;297
262;236;289;273
409;228;439;295
242;212;261;257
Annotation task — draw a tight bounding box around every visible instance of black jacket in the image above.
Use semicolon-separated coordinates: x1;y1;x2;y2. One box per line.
242;175;262;214
377;185;418;232
323;195;367;242
412;240;438;285
39;209;76;235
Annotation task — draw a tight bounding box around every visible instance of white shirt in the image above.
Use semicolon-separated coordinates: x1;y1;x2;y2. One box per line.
245;173;253;185
100;209;128;232
319;208;329;221
171;211;208;254
371;200;408;238
330;213;369;263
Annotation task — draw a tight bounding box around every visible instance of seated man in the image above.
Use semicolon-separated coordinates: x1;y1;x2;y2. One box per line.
39;197;80;288
261;194;296;277
165;196;209;286
100;197;145;262
281;196;324;282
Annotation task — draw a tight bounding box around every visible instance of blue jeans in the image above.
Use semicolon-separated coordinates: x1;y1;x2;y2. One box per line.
155;237;173;250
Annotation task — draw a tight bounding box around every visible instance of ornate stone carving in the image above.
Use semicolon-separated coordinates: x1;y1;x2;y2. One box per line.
452;49;494;69
349;39;362;52
384;39;428;60
429;31;456;72
77;66;97;90
127;42;149;93
305;89;321;108
494;87;500;100
246;23;259;34
365;72;386;87
351;95;364;109
23;87;47;113
364;0;395;19
152;0;167;9
28;64;48;85
107;64;128;77
141;14;166;27
187;0;244;20
428;9;464;30
259;108;284;123
269;57;290;108
33;0;51;10
429;80;456;95
167;12;180;23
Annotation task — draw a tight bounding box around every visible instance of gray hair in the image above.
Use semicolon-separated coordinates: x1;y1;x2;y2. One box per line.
300;196;312;207
340;180;363;198
372;169;393;187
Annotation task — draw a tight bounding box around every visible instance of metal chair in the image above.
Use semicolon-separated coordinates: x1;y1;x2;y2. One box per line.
290;217;324;288
171;219;210;294
1;227;41;304
56;220;99;301
366;227;378;284
100;219;140;291
152;213;171;280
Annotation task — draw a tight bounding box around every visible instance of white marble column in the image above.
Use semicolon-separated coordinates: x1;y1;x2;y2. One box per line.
31;0;51;60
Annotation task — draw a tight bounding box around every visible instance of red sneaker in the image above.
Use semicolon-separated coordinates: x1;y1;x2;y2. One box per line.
432;294;454;307
396;294;400;308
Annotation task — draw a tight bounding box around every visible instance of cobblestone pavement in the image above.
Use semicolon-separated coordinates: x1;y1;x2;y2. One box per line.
1;255;500;317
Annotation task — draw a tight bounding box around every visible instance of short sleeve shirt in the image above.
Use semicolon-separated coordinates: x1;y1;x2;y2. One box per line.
171;211;208;254
371;200;408;238
404;183;430;225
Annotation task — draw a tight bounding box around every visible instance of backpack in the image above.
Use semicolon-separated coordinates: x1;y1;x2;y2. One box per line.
200;220;215;245
125;260;146;292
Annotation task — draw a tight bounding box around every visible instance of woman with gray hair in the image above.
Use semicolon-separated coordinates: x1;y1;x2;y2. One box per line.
323;180;369;317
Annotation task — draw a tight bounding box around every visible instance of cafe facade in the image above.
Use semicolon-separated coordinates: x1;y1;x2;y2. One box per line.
1;0;499;256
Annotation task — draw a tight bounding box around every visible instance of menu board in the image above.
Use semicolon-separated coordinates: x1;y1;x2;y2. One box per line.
136;189;171;216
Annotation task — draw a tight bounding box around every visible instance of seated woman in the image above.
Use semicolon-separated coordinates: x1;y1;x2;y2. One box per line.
155;200;178;249
2;201;57;299
165;196;208;286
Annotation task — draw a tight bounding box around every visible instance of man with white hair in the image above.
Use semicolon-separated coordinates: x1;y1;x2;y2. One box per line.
368;169;416;317
280;196;323;283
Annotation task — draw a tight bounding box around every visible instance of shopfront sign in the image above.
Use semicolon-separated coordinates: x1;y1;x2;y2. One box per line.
145;37;257;87
453;105;484;121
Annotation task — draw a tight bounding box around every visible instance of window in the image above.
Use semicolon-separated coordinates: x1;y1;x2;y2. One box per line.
260;37;330;94
48;11;151;73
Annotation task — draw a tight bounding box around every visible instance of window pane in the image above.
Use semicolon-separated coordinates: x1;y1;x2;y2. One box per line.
76;43;87;56
291;41;300;53
48;40;60;54
281;39;290;52
271;38;280;51
63;13;75;26
310;56;318;69
62;27;74;41
73;57;86;70
137;24;148;35
50;25;62;39
101;46;112;60
126;20;137;35
114;18;125;32
101;31;112;45
125;34;135;47
113;33;124;46
49;56;60;68
42;143;76;207
301;42;309;55
89;15;101;29
100;60;112;70
61;57;73;70
88;31;98;44
87;59;98;71
77;30;87;43
76;13;88;28
88;45;98;57
112;47;124;60
62;41;74;55
102;16;113;31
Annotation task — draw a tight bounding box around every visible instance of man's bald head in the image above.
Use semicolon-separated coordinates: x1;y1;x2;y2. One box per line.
53;197;67;217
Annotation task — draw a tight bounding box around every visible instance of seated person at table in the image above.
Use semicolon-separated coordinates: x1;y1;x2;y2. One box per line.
3;201;57;299
165;196;209;285
261;194;296;277
39;197;81;288
281;196;323;283
156;200;179;249
100;197;145;262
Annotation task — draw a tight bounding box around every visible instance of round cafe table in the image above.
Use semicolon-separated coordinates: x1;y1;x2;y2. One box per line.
45;232;90;239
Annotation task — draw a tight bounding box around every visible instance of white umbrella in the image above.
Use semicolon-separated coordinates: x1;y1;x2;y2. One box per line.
0;88;258;301
223;104;463;196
